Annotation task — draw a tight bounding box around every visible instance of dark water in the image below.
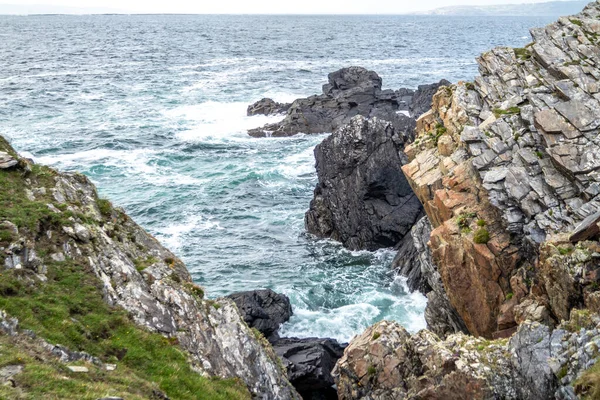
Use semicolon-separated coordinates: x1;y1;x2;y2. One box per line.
0;14;555;341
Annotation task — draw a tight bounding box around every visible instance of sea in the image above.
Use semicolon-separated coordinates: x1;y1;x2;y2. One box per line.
0;14;555;342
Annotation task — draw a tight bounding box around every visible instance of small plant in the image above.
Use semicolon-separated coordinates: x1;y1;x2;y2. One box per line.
558;246;573;256
514;47;531;61
367;365;377;376
97;198;113;217
473;228;490;244
212;302;221;310
477;345;485;351
506;292;514;300
133;256;157;272
570;18;583;27
493;107;520;118
186;283;205;300
477;219;486;227
372;331;381;341
535;151;544;159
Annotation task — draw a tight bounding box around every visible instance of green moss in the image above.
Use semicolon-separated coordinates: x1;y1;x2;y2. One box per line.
570;18;583;27
372;332;381;340
0;261;249;400
506;292;514;300
535;151;544;159
514;47;532;61
493;107;521;118
558;246;573;256
477;219;487;227
97;198;113;217
133;256;157;272
473;228;490;244
367;365;377;376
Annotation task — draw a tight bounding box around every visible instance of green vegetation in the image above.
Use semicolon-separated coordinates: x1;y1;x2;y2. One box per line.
535;151;544;159
514;47;532;61
570;18;583;27
564;309;595;333
558;246;574;256
0;261;249;400
477;219;487;227
367;365;377;376
506;292;514;300
575;359;600;398
372;331;381;341
473;228;490;244
427;123;448;146
493;107;521;118
97;198;113;216
133;256;157;272
465;82;475;90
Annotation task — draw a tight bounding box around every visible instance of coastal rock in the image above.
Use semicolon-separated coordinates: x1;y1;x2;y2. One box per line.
334;314;600;400
248;67;419;137
409;79;451;118
0;138;299;399
227;289;293;341
0;151;17;169
272;337;346;400
393;216;468;337
247;98;291;116
305;115;422;251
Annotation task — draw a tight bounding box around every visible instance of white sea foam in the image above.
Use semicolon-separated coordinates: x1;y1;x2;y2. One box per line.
155;216;223;251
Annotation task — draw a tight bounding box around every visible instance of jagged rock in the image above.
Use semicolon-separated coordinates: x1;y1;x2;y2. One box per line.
393;216;468;337
227;289;293;341
248;67;417;137
247;98;291;116
0;151;17;169
409;79;451;118
305;116;422;251
272;337;345;400
570;210;600;242
0;136;299;399
334;314;600;400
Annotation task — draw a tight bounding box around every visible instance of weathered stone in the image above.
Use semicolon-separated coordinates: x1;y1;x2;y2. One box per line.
570;210;600;242
0;151;17;169
247;98;291;116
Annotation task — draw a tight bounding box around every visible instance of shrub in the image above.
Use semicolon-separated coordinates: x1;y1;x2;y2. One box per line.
477;219;486;227
372;332;381;341
473;228;490;244
97;198;113;217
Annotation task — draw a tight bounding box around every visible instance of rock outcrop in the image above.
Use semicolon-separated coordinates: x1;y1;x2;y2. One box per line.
333;311;600;400
248;67;416;137
401;1;600;339
247;98;292;116
305;116;422;251
0;136;299;399
409;79;452;118
227;289;293;341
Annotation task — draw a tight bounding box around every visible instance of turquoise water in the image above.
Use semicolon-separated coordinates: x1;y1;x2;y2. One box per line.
0;14;555;341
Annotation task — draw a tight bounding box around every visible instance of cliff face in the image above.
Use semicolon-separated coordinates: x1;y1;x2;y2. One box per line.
402;0;600;339
0;136;298;399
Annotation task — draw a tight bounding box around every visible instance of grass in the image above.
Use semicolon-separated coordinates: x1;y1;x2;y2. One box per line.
96;198;113;217
367;365;377;376
575;360;600;398
514;47;532;61
133;256;157;272
372;332;381;341
570;18;583;27
0;261;249;400
493;107;521;118
473;228;490;244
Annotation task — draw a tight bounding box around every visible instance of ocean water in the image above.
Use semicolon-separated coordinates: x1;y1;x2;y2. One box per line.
0;14;555;342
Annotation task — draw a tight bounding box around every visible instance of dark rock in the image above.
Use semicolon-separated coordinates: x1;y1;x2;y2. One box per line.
227;289;292;340
248;67;416;137
247;98;291;116
409;79;451;118
305;115;422;251
272;337;346;400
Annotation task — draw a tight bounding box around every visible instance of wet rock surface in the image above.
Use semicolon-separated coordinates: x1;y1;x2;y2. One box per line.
305;115;422;251
248;66;417;137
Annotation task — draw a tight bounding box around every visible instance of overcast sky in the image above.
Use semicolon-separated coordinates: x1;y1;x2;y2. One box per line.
5;0;582;14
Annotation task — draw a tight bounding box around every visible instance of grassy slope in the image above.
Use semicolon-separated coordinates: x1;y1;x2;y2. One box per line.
0;138;250;400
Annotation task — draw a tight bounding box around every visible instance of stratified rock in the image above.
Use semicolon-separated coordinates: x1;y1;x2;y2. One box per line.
248;67;416;137
272;337;345;400
0;151;18;169
409;79;451;118
227;289;293;341
305;116;422;251
570;210;600;242
247;98;291;116
334;314;600;400
393;216;468;337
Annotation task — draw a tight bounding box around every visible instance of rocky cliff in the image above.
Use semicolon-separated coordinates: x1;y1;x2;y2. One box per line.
333;1;600;399
0;136;299;399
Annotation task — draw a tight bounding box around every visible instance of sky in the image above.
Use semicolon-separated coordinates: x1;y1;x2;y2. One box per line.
2;0;583;14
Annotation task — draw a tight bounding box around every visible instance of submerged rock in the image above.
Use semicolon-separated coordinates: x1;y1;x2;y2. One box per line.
305;115;422;251
227;289;293;341
248;66;417;137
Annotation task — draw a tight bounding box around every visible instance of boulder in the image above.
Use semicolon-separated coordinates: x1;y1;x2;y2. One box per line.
248;67;416;137
247;98;291;116
272;337;346;400
0;151;18;169
227;289;293;341
305;116;422;251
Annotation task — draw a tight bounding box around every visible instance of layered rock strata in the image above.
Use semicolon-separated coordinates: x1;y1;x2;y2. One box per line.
402;0;600;339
